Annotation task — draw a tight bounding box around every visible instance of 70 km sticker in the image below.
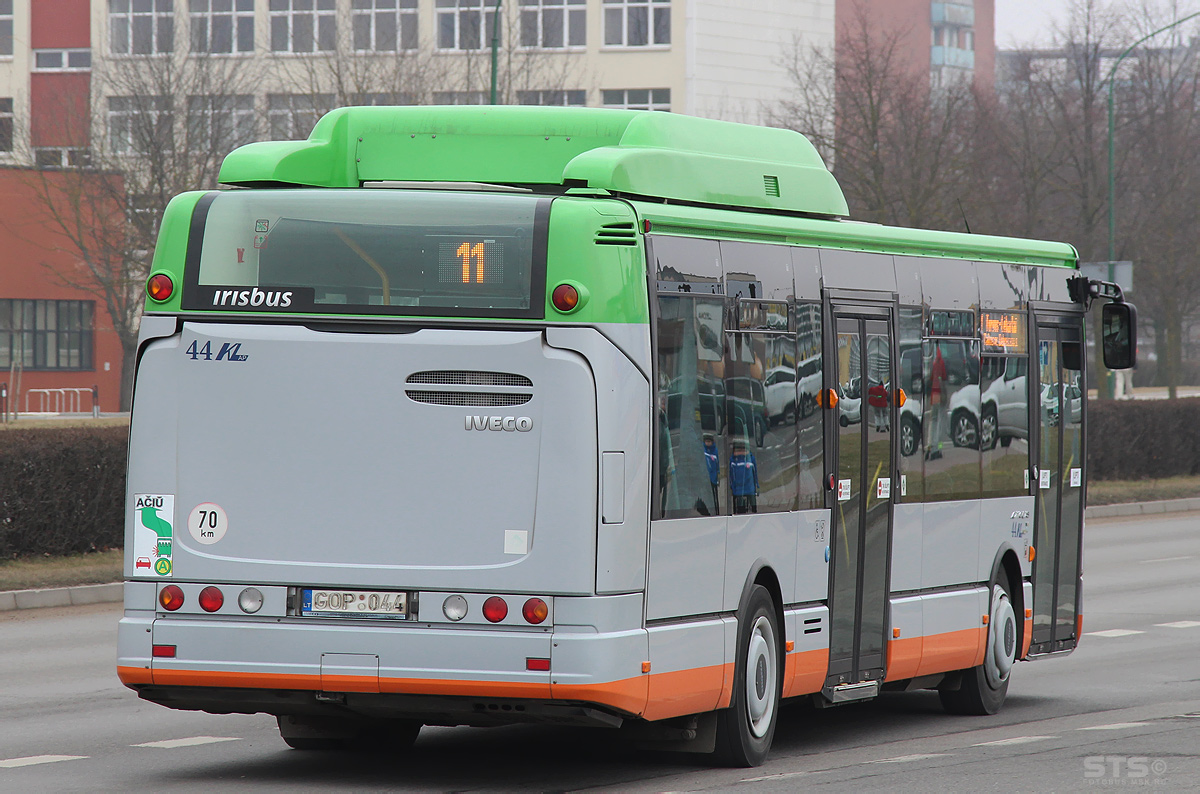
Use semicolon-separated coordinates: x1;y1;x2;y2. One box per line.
188;503;228;545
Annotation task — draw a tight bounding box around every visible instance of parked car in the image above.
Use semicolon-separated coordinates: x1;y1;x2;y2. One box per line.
727;376;768;446
764;366;796;425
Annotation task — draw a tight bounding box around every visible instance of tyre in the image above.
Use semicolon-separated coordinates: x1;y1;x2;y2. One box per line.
714;585;782;767
784;402;796;425
939;578;1017;715
278;715;421;752
900;415;919;457
951;411;978;448
999;435;1013;448
980;408;998;451
839;414;849;428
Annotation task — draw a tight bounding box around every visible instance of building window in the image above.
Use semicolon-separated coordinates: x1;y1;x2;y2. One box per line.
109;96;174;155
601;87;670;111
603;0;669;47
520;0;585;49
350;91;418;106
517;89;586;106
353;0;418;52
267;93;333;139
269;0;336;53
431;90;488;105
110;0;175;55
34;148;91;169
33;49;93;71
191;0;255;54
0;98;12;152
187;95;255;152
0;0;13;57
0;300;94;371
436;0;497;51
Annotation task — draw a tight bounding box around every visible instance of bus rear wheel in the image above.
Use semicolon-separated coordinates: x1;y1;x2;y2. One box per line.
714;585;781;767
277;715;422;752
939;579;1017;715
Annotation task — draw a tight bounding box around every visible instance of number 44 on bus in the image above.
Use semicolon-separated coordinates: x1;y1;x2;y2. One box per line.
119;106;1136;766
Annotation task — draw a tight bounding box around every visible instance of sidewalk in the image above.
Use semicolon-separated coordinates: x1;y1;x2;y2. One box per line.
3;497;1198;613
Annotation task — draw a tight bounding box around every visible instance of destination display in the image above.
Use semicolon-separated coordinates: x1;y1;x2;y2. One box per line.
980;310;1027;354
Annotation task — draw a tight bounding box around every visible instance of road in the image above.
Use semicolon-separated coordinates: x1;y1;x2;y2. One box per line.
2;511;1198;791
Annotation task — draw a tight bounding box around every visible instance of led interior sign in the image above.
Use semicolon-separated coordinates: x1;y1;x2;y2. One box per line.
980;310;1027;354
925;309;976;338
440;239;503;284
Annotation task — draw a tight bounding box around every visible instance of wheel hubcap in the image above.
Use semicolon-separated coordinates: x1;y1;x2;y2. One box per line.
745;615;777;738
985;585;1017;689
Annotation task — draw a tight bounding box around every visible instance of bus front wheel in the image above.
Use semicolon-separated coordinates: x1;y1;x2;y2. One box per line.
938;578;1016;715
714;585;781;767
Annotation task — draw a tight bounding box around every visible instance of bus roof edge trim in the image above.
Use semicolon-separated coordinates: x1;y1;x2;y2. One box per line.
218;106;849;217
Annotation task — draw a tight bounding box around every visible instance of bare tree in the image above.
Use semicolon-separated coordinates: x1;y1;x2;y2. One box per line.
769;4;978;231
9;50;263;409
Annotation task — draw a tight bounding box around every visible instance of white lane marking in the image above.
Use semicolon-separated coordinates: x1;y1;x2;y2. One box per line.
1156;621;1200;629
867;753;948;763
973;735;1057;747
1085;629;1145;638
133;736;241;749
741;771;808;783
0;755;88;769
1140;555;1194;564
1077;722;1148;731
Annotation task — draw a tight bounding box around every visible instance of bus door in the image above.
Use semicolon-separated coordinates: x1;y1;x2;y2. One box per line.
824;304;895;697
1030;316;1085;654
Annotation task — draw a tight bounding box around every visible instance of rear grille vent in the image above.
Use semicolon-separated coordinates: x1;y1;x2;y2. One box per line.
764;175;780;197
405;370;533;407
594;222;638;246
406;371;532;387
405;391;532;407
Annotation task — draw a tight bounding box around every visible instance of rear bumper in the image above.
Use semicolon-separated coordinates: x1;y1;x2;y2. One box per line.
118;592;650;723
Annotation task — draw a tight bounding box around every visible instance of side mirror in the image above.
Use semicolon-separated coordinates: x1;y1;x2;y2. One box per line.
1102;302;1138;370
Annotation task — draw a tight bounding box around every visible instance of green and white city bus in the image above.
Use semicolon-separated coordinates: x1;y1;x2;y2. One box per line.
118;106;1136;766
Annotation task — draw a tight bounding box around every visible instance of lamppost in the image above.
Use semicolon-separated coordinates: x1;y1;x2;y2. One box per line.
489;0;504;105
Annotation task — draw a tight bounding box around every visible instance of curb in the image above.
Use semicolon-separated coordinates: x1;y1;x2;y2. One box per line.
1084;497;1200;519
3;497;1199;613
0;582;123;613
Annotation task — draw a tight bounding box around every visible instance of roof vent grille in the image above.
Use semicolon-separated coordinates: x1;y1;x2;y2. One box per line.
594;222;638;246
764;175;780;197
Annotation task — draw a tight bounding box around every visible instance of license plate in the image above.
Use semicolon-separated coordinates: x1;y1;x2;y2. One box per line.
301;589;409;619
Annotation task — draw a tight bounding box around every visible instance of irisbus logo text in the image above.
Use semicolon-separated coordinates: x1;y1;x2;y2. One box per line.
465;416;534;432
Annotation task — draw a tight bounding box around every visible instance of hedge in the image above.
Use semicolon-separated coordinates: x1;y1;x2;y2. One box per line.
0;400;1191;559
0;426;127;559
1087;396;1200;480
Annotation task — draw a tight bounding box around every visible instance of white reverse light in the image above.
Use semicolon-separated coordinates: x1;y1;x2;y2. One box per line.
443;594;468;621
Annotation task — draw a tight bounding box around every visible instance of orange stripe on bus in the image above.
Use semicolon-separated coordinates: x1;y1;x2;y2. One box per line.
884;636;922;682
152;668;323;690
322;674;379;694
914;628;987;678
784;648;829;698
117;665;153;685
552;675;647;716
1076;613;1084;639
1021;614;1033;659
642;663;730;721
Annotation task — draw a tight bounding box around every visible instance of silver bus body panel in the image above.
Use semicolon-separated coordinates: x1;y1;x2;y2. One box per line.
125;322;599;595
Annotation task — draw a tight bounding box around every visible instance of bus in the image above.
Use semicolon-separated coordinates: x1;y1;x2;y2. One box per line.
118;106;1136;766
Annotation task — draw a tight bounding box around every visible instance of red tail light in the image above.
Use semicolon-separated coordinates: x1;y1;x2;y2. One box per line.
522;597;548;625
482;596;508;623
198;586;224;612
147;273;174;302
158;585;185;611
152;645;176;658
526;657;551;671
551;283;580;313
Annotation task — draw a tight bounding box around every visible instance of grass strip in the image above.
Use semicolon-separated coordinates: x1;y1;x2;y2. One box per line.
0;549;123;592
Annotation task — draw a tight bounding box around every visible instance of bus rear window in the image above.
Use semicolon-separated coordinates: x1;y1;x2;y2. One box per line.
183;190;548;318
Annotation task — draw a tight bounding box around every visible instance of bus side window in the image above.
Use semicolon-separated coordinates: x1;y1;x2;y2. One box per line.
795;301;824;509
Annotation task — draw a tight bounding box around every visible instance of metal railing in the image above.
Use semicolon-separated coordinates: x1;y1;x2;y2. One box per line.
20;386;100;418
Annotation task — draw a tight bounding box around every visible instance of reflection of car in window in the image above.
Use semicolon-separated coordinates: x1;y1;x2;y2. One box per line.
764;366;796;425
665;375;726;433
838;377;861;427
946;356;1030;449
796;355;822;418
727;376;768;446
897;347;923;456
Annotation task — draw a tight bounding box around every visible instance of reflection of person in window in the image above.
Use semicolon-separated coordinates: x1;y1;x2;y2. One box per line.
703;434;720;513
730;439;758;513
868;380;889;432
926;345;947;460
